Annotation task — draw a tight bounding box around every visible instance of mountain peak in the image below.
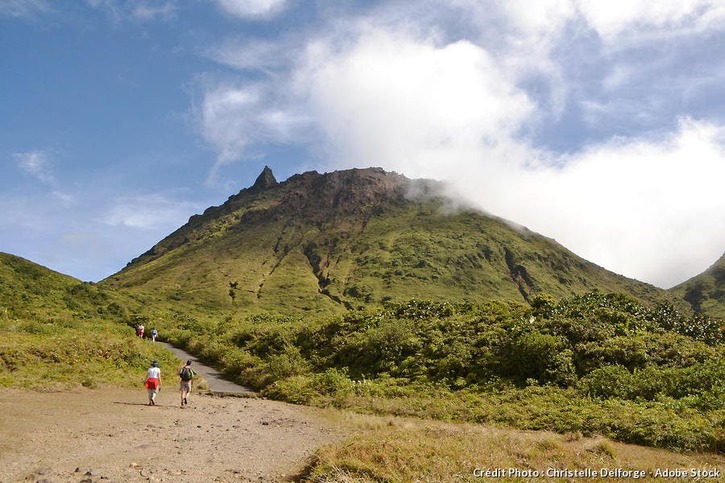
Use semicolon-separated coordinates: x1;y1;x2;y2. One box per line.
109;166;686;315
251;166;278;191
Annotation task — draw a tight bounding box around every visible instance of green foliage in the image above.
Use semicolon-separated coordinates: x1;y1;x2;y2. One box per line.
169;291;723;452
266;345;311;381
0;323;178;389
503;331;576;385
263;375;318;405
582;358;725;407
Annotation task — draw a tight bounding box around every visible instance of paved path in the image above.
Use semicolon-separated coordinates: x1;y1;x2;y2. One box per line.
158;341;256;396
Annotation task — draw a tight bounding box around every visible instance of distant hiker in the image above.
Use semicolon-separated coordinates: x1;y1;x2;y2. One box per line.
151;328;158;343
144;360;161;406
138;324;145;339
178;360;197;408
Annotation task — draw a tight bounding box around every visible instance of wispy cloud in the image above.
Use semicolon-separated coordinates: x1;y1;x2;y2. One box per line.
0;0;52;18
575;0;725;42
194;78;309;185
14;150;55;184
52;191;76;206
84;0;178;23
204;37;296;72
103;194;201;230
488;0;725;47
132;1;176;22
215;0;287;20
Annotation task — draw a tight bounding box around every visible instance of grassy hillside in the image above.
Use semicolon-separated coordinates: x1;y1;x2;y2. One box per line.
0;253;176;388
103;168;683;318
670;252;725;320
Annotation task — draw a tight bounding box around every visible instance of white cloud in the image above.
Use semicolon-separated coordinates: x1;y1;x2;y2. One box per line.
446;118;725;288
195;79;309;183
480;0;725;45
14;150;55;184
297;28;535;174
575;0;725;42
215;0;287;20
103;194;200;230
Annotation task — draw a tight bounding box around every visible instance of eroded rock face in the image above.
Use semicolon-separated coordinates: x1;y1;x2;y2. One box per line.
275;167;413;217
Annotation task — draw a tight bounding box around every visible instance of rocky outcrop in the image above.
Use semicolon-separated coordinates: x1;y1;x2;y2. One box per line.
251;165;278;191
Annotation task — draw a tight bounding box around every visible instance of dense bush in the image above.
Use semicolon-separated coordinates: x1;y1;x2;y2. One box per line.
184;291;723;452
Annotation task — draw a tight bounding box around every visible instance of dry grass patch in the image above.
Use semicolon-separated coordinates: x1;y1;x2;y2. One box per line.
305;413;724;482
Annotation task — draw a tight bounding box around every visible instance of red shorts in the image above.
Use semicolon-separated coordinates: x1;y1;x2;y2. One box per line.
145;378;160;390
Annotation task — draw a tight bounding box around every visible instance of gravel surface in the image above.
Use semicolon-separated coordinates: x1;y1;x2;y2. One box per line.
0;387;345;482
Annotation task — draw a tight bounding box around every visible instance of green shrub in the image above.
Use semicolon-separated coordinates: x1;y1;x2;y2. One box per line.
315;367;355;397
502;331;576;385
262;375;317;404
267;345;311;381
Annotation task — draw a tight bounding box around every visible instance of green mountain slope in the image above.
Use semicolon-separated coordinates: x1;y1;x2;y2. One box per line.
0;252;112;323
670;252;725;319
0;252;80;316
103;167;679;315
0;252;175;388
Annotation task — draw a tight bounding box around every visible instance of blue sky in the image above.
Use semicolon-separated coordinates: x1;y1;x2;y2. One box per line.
1;0;724;288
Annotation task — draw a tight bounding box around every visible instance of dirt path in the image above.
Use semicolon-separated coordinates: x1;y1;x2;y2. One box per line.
0;387;346;482
156;342;255;396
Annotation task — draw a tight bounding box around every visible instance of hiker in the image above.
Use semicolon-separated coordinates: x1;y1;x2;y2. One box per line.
151;328;158;343
138;324;145;339
144;360;161;406
178;360;196;408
